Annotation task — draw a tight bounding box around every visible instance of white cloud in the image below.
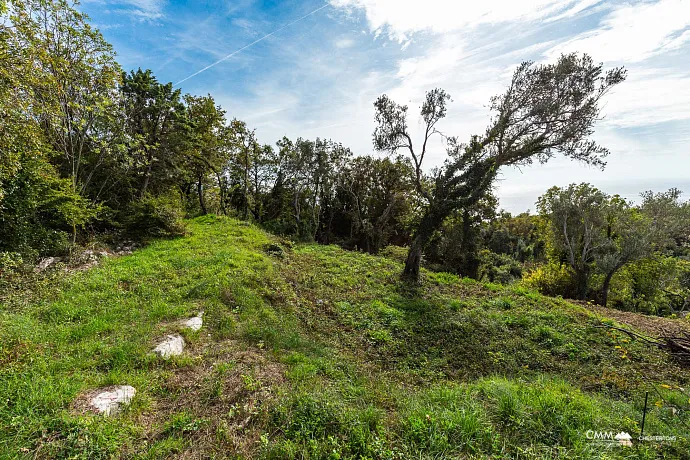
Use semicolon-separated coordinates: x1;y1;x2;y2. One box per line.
603;70;690;127
548;0;690;62
330;0;600;41
335;37;355;48
122;0;165;20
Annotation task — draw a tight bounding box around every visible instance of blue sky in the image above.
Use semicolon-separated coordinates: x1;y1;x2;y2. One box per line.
82;0;690;213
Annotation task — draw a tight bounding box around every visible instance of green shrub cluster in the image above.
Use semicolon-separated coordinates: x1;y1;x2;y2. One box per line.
524;263;577;298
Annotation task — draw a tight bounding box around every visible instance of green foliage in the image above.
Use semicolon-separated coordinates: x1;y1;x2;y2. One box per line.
378;245;408;263
478;249;523;284
524;262;577;298
0;251;23;277
120;193;186;237
536;183;689;312
609;255;690;315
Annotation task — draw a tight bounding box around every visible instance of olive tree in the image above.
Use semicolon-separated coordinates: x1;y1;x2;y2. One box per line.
538;183;656;306
372;53;626;279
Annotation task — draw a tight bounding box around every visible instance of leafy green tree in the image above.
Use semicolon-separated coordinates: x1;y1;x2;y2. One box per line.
226;119;258;220
266;137;351;239
426;193;497;278
485;212;546;263
336;155;415;252
120;69;190;200
247;144;276;222
183;94;227;215
9;0;122;242
372;54;626;279
538;183;657;305
639;188;690;256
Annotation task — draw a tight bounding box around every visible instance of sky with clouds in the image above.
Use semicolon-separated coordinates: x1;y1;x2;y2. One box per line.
82;0;690;213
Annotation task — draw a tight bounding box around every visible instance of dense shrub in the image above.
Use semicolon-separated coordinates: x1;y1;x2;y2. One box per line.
523;262;577;298
119;193;186;238
0;252;23;277
608;256;690;316
478;249;522;284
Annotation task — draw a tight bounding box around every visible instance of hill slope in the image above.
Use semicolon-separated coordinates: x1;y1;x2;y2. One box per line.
1;216;689;459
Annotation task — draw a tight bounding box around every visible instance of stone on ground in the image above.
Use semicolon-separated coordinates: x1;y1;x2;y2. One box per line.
153;334;185;358
35;257;58;272
183;312;203;331
89;385;136;416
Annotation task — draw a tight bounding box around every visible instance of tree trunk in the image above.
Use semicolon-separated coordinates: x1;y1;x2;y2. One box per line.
293;191;302;237
243;158;249;220
403;235;425;279
601;263;624;307
216;173;227;215
197;176;207;215
140;151;154;199
459;209;480;279
601;271;615;307
575;268;589;300
402;209;443;280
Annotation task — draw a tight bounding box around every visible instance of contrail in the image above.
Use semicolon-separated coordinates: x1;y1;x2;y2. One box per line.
175;3;330;86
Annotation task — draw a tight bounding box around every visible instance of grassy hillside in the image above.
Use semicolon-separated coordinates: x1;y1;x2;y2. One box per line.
1;216;689;459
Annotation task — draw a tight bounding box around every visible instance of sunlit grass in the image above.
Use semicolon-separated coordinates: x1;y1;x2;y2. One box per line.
1;216;688;458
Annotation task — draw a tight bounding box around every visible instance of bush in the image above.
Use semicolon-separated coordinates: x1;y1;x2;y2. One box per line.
523;262;577;298
120;193;186;238
607;256;690;316
0;252;24;277
478;249;522;284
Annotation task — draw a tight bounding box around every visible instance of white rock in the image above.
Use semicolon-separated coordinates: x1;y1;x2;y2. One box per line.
183;312;203;331
89;386;135;416
153;334;185;358
35;257;57;272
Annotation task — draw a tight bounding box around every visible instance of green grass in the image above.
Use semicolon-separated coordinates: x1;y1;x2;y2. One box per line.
1;215;689;458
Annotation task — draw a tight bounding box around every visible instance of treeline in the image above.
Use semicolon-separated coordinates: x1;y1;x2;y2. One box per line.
2;0;688;316
0;0;416;258
460;186;690;316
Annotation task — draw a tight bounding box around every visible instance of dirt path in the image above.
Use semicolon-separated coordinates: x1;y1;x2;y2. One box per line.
587;304;690;337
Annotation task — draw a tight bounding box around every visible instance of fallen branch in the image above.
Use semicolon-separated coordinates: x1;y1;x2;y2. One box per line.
592;324;663;345
595;323;690;366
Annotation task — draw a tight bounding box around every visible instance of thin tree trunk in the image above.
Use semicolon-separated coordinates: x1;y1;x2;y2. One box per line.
459;209;480;279
402;211;441;279
403;235;425;279
140;155;153;199
575;268;589;300
601;262;624;307
601;271;614;307
293;191;301;237
197;176;207;215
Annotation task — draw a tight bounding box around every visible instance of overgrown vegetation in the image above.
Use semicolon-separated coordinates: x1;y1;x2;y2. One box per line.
1;217;689;458
2;0;689;317
2;1;690;456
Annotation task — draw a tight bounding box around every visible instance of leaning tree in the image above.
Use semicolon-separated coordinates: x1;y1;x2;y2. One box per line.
372;53;626;279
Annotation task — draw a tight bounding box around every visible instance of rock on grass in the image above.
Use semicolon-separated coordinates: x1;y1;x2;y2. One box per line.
88;386;136;416
153;334;185;358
